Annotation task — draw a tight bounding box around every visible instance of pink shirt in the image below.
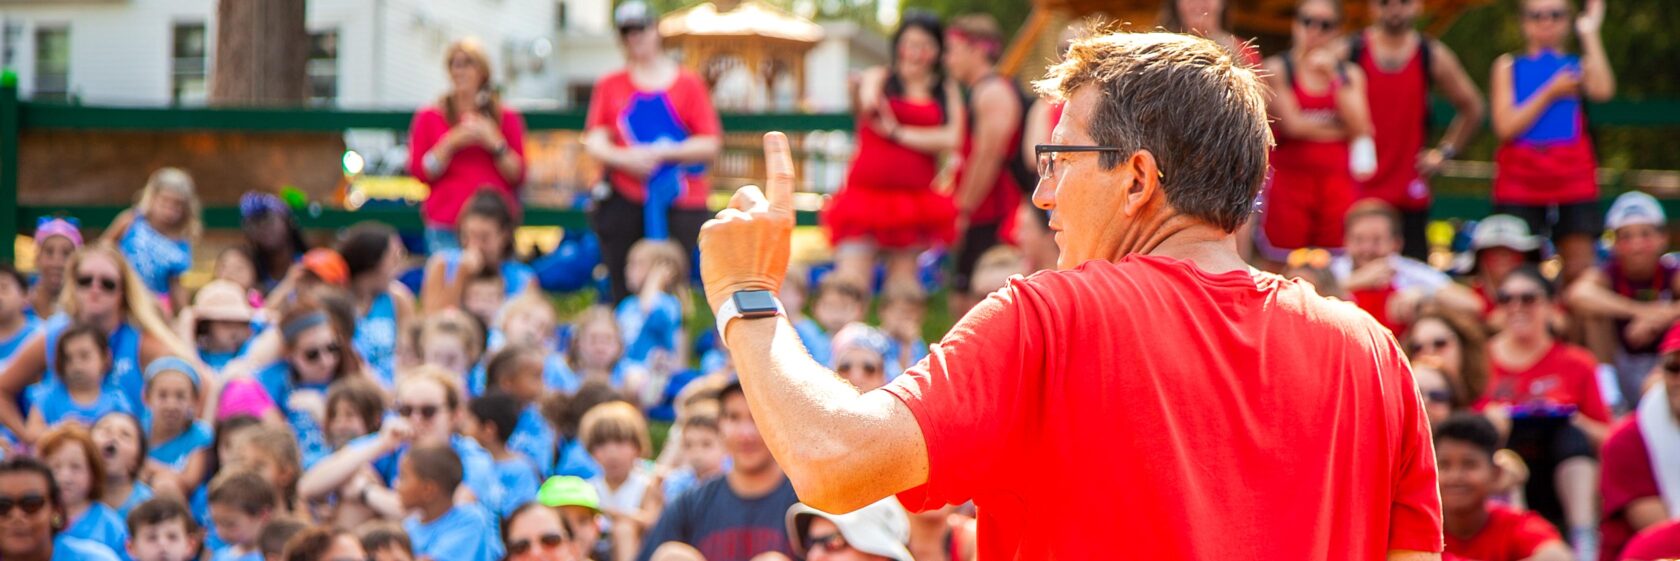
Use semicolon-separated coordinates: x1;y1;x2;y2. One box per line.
408;105;528;227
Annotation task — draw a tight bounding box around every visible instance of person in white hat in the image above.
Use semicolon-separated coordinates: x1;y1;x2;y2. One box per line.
1566;190;1679;408
1464;214;1546;324
177;279;257;372
786;499;914;561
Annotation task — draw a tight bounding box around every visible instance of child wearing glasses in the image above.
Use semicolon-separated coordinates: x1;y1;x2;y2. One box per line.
1490;0;1614;284
28;322;135;440
398;444;505;561
830;323;894;393
258;305;365;468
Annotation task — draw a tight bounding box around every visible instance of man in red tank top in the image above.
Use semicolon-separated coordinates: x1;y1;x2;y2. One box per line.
1341;0;1485;262
942;14;1023;317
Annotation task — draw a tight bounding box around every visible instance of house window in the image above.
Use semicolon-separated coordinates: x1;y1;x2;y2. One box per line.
307;29;339;104
33;25;69;102
171;22;208;104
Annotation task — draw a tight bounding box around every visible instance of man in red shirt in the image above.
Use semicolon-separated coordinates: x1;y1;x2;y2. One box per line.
699;32;1443;560
1620;521;1680;561
1599;325;1680;561
942;14;1024;317
1437;414;1571;561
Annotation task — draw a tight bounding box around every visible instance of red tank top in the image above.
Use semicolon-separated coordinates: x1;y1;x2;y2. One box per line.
845;96;944;192
1358;32;1431;210
1271;62;1349;172
956;75;1023;226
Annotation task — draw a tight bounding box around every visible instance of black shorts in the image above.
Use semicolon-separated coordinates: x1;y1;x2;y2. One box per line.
1508;418;1596;531
951;223;1002;293
1399;208;1430;262
1491;201;1603;242
589;191;712;303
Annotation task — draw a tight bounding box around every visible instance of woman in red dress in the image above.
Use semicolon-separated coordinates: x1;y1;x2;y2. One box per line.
824;11;964;288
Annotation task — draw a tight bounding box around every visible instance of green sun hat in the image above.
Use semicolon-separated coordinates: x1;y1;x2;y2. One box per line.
537;476;601;512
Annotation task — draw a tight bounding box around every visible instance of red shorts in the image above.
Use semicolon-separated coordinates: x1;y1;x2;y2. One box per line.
1261;160;1354;253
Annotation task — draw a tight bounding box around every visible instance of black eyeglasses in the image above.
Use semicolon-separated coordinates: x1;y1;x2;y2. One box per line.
76;274;119;293
1408;337;1452;355
1035;144;1159;183
1495;291;1543;306
397;403;442;420
618;24;648;37
0;494;48;517
506;533;567;556
1298;16;1340;32
837;362;881;375
1524;9;1568;22
302;343;342;363
807;532;851;553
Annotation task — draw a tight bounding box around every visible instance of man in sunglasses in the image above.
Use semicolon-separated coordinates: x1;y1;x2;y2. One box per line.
1336;0;1485;261
1599;324;1680;561
1566;191;1679;412
700;32;1442;560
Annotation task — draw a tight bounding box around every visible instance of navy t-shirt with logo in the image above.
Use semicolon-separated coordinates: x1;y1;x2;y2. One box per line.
636;473;800;561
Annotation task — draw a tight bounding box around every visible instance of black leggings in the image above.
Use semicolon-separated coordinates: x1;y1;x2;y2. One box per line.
589;191;712;303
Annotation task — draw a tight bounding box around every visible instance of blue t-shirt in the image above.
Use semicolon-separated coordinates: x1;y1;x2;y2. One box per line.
149;420;214;471
114;482;154;521
256;363;333;467
616;293;684;364
63;502;129;553
210;547;262;561
119;214;192;296
355;292;400;387
404;503;506;561
635;474;800;561
0;316;41;372
508;405;557;472
41;317;146;409
792;317;830;366
438;250;537;298
356;433;505;512
495;454;544;518
52;535;123;561
545;354;579;394
884;338;929;379
29;380;135;427
549;436;601;479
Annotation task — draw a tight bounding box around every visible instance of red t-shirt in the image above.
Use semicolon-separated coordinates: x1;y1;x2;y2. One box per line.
585;69;722;209
1444;504;1562;561
1622;520;1680;561
883;255;1444;560
1601;418;1663;561
408;106;528;227
1479;342;1612;423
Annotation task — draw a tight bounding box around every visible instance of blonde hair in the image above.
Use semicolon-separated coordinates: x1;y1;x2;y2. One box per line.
566;306;623;369
419;308;485;363
580;400;651;455
628;239;693;315
496;292;556;332
61;243;198;361
399;364;466;412
438;38;500;125
136;167;203;240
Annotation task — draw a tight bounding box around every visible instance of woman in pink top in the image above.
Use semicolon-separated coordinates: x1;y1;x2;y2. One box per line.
408;38;528;253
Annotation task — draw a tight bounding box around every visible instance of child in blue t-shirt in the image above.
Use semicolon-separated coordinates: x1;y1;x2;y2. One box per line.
29;323;134;438
465;392;543;519
569;308;650;399
780;267;832;366
400;444;505;561
40;424;130;553
106;167;201;308
92;412;154;521
484;344;558;469
0;264;42;374
184;279;256;373
142;357;213;495
205;470;278;561
615;240;690;366
879;281;931;378
494;292;578;394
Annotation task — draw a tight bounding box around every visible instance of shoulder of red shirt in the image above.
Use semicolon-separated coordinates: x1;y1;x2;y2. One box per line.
1554;343;1599;368
1623;519;1680;561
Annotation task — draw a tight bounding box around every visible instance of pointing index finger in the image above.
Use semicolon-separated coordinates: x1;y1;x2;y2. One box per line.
763;131;796;215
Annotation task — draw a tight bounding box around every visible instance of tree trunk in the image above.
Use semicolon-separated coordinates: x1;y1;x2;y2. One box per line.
209;0;309;106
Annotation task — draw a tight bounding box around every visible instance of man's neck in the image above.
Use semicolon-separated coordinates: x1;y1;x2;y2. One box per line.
1443;506;1491;540
726;463;785;498
1129;215;1249;276
418;499;454;524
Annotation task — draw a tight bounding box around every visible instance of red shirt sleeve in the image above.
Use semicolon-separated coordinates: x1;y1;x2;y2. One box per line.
499;108;529;186
675;72;722;137
883;278;1044;511
408;107;445;181
1602;419;1660;516
1512;510;1565;557
585;74;622;135
1388;349;1447;553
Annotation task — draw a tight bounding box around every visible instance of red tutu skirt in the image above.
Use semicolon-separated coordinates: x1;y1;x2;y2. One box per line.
823;184;957;249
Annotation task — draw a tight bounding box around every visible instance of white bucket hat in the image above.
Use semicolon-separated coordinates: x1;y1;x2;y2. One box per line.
786;498;913;561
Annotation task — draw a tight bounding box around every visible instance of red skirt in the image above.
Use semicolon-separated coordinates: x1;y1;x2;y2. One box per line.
823;184;957;249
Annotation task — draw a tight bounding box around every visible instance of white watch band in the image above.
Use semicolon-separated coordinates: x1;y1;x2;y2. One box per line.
715;295;784;339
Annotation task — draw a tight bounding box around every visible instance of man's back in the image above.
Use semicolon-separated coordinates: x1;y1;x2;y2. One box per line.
885;255;1443;560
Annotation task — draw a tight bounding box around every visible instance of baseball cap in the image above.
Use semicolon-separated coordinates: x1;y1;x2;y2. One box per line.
1470;215;1543;253
538;476;601;512
301;248;349;286
614;0;656;28
786;498;913;561
1606;191;1666;232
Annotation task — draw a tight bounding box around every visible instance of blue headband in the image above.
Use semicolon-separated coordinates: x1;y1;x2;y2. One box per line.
144;356;201;390
281;311;330;341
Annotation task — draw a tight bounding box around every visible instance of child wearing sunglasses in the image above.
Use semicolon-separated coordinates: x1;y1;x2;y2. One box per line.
830;323;894;393
27;323;136;442
259;305;366;468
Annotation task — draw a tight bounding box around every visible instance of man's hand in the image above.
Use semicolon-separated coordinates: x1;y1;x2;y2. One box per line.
700;132;797;316
1576;0;1604;37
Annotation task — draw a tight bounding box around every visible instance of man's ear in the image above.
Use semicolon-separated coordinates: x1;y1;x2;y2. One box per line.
1120;150;1164;218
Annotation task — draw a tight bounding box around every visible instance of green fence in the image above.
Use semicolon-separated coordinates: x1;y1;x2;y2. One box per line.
3;81;1678;263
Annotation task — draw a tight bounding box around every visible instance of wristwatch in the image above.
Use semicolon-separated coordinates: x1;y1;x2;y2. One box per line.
715;290;785;338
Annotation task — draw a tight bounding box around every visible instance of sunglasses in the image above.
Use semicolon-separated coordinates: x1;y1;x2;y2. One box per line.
397;403;442;420
302;343;342;364
1378;0;1414;6
837;362;881;375
1495;291;1544;306
506;533;567;556
618;24;648;37
1408;337;1452;355
0;494;48;517
807;532;851;553
76;274;119;293
1524;9;1568;22
1423;389;1453;404
1297;16;1340;32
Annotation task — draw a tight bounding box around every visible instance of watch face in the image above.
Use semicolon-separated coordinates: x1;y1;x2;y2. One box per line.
734;290;781;315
